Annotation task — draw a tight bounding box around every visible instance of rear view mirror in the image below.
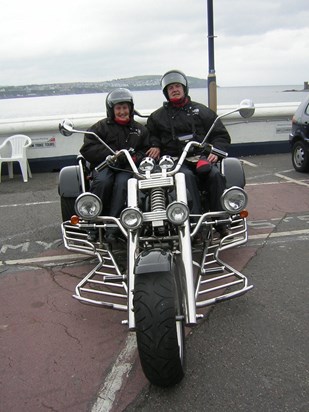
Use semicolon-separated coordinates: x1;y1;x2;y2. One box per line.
59;119;75;136
238;99;255;118
201;99;255;146
58;118;117;155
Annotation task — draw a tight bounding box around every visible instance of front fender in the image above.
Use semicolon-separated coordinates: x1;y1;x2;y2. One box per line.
135;249;172;275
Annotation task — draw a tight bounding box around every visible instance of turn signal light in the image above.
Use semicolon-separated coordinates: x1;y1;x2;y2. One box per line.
70;215;80;225
239;210;249;218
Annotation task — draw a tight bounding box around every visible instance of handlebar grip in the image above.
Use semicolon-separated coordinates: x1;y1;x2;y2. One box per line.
95;160;108;173
95;153;120;172
210;146;228;158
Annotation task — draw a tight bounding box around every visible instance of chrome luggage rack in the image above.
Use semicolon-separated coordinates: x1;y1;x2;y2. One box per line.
61;214;252;313
194;216;253;308
61;223;128;311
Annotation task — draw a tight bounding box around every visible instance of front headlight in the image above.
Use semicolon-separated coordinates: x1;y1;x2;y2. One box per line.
166;201;189;225
159;155;174;170
139;157;155;172
120;207;143;230
75;193;102;219
221;187;248;213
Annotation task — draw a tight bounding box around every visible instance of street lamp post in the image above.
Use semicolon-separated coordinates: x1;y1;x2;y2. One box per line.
207;0;217;113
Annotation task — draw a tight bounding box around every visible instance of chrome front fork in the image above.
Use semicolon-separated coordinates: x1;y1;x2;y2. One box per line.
175;173;197;325
127;178;138;330
126;174;197;329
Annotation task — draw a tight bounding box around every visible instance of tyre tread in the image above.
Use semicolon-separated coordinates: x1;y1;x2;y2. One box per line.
134;272;184;387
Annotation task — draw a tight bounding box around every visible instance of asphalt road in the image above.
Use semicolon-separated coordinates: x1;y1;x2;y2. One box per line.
126;228;308;412
0;171;62;261
1;153;309;412
125;154;309;412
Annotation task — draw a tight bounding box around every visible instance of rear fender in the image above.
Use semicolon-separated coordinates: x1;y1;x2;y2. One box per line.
58;165;84;198
221;157;246;188
135;249;172;275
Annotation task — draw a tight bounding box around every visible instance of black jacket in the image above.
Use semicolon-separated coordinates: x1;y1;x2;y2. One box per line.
80;117;149;168
147;97;231;157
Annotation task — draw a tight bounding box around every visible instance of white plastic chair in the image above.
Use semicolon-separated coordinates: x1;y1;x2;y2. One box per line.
0;134;32;183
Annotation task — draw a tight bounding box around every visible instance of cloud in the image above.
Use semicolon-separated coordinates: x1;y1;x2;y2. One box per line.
216;27;309;85
0;0;308;86
215;0;309;35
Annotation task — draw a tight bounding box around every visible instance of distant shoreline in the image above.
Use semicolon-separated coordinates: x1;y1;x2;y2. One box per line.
1;87;308;100
0;86;164;100
0;90;149;100
282;88;308;93
0;75;207;100
0;75;307;100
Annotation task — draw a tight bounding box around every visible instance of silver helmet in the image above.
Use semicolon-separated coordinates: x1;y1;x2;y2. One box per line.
160;70;188;100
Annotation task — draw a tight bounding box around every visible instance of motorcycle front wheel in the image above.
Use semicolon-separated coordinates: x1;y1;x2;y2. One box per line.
133;271;185;387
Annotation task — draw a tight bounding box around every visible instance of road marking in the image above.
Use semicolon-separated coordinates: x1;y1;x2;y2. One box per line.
241;159;258;167
275;173;309;187
91;333;137;412
280;168;296;173
249;228;309;239
0;239;63;254
246;173;309;187
247;180;291;186
0;253;88;266
0;200;58;208
247;179;309;186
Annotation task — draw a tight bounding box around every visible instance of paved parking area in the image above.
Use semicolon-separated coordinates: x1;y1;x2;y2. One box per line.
1;153;309;412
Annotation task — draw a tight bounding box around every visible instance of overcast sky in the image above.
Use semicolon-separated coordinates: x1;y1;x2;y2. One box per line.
1;0;308;87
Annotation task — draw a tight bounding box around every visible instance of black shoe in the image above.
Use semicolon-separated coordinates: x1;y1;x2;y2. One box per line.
216;225;232;239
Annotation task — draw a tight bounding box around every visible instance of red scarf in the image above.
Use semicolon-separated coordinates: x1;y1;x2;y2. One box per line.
169;96;189;108
114;117;130;125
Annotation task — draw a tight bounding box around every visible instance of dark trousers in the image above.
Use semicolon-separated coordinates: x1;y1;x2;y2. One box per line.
91;164;226;217
179;164;202;214
197;165;227;212
91;168;131;217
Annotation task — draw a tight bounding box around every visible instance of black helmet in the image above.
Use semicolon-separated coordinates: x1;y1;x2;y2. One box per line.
160;70;188;100
106;88;134;119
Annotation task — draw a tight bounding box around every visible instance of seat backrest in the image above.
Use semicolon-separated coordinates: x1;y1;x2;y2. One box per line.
8;134;32;157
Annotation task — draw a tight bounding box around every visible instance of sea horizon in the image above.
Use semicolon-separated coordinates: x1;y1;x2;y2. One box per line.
0;84;307;120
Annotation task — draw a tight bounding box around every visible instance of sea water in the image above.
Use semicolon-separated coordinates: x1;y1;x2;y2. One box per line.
0;85;307;120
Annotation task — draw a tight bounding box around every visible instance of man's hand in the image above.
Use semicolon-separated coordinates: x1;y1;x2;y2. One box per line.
146;147;161;160
207;153;218;163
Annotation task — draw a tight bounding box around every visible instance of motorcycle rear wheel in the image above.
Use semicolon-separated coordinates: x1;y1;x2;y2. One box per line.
134;271;185;387
60;196;76;222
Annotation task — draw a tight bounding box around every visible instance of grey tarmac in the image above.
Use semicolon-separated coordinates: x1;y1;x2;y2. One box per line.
0;153;308;412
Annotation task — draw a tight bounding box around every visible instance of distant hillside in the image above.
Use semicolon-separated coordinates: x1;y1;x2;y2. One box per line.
0;75;207;99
